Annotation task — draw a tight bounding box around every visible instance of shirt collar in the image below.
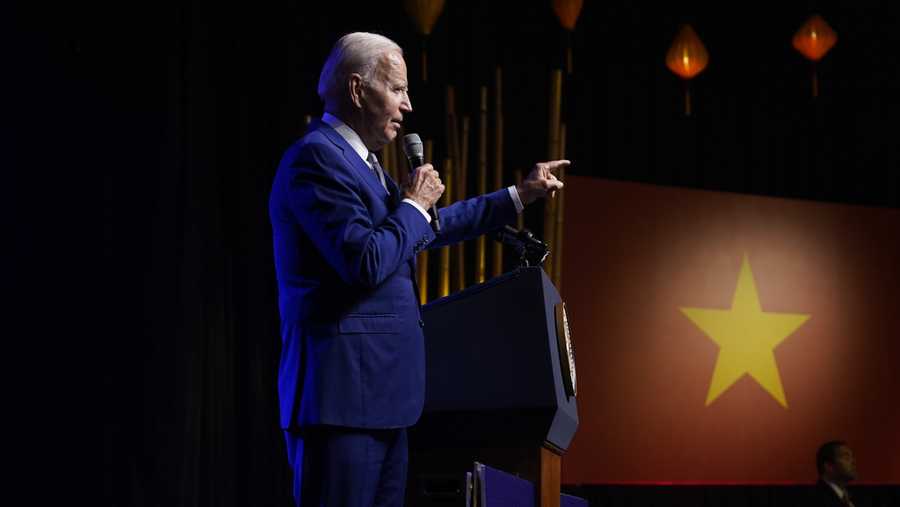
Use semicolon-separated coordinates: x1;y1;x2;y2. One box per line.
322;112;370;165
824;480;847;500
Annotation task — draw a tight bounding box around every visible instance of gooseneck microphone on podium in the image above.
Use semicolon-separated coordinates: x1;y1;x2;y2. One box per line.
491;225;550;268
402;133;441;232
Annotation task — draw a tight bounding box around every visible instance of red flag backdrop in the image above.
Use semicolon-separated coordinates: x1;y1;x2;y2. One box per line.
560;177;900;484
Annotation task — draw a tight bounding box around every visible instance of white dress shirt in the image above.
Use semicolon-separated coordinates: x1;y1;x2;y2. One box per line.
321;113;524;223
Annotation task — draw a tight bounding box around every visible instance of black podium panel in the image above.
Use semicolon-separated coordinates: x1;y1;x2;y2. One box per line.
415;267;578;451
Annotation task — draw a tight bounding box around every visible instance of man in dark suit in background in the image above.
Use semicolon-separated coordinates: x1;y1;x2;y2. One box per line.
811;440;858;507
269;31;567;506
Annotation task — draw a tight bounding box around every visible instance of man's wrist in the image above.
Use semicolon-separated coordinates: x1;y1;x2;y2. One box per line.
509;185;526;212
402;198;432;222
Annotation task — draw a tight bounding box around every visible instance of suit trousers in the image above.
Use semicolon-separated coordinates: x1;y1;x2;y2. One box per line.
285;425;408;507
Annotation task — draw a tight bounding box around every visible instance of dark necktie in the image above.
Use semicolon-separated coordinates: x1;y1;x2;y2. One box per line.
367;153;387;190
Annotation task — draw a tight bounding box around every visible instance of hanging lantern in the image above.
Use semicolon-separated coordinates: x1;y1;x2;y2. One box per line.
666;24;709;117
792;14;837;97
552;0;582;30
403;0;446;82
552;0;584;74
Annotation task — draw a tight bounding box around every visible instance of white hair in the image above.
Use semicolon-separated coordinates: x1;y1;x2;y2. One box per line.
317;32;403;108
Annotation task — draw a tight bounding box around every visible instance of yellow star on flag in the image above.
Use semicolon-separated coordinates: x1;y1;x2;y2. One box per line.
680;255;810;408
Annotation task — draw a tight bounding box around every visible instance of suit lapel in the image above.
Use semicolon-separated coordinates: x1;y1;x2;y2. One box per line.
314;120;388;199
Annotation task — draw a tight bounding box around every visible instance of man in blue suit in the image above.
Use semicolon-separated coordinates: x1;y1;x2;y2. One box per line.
270;32;568;506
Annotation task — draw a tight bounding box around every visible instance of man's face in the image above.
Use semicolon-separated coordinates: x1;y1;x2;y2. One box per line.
357;51;411;151
827;445;858;483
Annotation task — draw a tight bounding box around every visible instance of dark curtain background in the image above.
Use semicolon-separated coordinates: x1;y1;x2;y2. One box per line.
10;1;899;505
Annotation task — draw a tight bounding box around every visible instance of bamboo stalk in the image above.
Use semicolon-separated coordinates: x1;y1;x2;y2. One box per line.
416;139;435;303
454;242;465;292
383;139;395;182
454;116;470;292
476;87;488;283
382;141;391;182
543;69;563;276
553;165;565;291
553;125;567;290
425;140;434;169
444;88;458;292
439;159;453;297
492;68;504;277
417;251;429;303
459;116;470;200
543;191;557;276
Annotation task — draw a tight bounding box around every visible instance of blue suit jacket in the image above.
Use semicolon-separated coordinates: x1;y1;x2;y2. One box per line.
270;120;517;430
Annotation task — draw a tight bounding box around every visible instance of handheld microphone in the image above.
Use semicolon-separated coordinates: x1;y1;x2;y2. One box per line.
402;133;441;232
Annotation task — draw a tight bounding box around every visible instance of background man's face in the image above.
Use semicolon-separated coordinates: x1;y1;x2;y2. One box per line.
828;445;858;483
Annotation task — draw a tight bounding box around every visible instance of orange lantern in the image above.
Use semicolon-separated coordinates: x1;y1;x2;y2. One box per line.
553;0;583;30
792;14;837;97
552;0;584;74
403;0;446;82
666;24;709;116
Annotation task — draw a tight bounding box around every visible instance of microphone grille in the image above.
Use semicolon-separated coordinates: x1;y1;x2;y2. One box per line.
402;133;424;158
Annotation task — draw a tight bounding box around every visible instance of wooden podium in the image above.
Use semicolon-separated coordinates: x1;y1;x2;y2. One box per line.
408;267;579;507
